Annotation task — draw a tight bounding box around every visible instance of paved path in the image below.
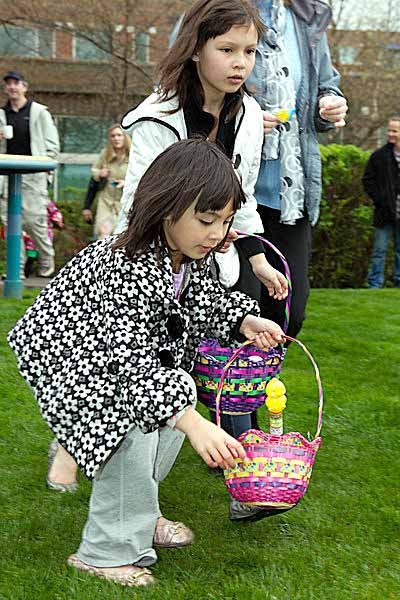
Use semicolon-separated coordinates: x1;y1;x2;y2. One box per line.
21;276;51;289
1;276;51;291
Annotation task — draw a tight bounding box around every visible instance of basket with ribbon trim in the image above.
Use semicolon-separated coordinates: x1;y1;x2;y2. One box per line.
217;335;324;514
193;234;291;415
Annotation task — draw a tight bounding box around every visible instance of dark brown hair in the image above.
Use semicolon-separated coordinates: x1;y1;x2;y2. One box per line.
113;138;245;261
158;0;265;112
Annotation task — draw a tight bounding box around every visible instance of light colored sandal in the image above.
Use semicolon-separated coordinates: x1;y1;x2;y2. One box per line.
153;518;194;548
67;554;155;587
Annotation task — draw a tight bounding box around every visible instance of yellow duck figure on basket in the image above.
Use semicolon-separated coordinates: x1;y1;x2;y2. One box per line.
265;378;287;436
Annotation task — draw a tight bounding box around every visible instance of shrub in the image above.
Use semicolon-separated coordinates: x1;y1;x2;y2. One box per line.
310;144;373;288
52;196;95;273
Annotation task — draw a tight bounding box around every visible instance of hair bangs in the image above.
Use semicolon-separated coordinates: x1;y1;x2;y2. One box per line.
113;138;246;260
194;171;245;215
197;0;265;50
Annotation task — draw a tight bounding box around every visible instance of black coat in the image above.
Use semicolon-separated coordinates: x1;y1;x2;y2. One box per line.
362;143;399;227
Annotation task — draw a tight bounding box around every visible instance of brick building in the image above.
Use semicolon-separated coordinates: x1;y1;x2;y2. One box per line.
1;1;399;192
327;27;400;149
0;0;187;193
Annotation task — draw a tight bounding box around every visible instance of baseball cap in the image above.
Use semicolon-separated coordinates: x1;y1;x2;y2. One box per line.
3;70;25;82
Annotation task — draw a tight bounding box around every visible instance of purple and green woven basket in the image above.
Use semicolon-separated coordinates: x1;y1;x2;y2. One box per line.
193;233;291;415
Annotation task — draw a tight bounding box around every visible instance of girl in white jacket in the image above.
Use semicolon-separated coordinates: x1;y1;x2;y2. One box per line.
116;0;288;441
117;0;287;297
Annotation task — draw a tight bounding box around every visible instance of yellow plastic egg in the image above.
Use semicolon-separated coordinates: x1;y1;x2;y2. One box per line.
275;109;290;123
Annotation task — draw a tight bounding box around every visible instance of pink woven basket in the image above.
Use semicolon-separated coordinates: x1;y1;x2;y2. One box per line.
217;335;324;514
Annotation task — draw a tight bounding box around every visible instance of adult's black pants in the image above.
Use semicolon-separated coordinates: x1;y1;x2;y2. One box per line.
258;205;312;339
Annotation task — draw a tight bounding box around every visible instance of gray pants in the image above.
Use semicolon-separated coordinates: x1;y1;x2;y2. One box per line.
0;173;54;273
76;425;185;567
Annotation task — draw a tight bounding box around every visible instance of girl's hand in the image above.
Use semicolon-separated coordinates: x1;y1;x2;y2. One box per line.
175;408;246;468
249;253;288;300
116;179;125;189
262;111;279;133
239;315;285;350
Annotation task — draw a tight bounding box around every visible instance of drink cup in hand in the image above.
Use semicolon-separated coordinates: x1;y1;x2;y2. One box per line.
2;125;13;139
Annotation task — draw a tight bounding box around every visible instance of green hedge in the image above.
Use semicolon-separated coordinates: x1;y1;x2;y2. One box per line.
310;144;372;288
53;194;95;274
0;187;95;277
0;145;395;287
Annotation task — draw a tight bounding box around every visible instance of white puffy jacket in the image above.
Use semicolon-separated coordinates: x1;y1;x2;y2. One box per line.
115;92;264;236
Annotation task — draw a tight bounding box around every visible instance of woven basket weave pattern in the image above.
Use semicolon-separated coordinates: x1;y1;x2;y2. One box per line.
194;232;291;415
225;430;322;506
193;340;286;414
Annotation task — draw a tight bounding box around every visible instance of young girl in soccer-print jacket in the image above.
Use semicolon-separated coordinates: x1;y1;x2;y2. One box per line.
8;139;284;588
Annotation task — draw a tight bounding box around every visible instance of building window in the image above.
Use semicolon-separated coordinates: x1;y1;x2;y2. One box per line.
0;25;53;58
58;116;112;153
74;32;111;61
54;116;113;197
338;46;358;65
135;32;150;63
377;126;387;147
38;29;53;58
389;49;400;69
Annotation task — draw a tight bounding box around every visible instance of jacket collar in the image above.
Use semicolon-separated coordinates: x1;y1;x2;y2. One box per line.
290;0;332;33
3;99;32;113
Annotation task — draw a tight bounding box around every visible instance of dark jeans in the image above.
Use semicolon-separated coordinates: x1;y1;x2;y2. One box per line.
258;205;312;339
210;411;252;438
207;238;267;435
368;224;400;288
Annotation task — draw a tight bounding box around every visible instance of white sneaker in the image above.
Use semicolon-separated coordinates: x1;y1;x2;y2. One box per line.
38;260;55;277
38;267;54;278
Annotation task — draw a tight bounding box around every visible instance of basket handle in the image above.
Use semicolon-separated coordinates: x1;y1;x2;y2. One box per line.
236;232;292;334
215;335;323;440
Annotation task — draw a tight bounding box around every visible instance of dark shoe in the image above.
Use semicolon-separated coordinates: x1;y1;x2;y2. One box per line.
47;439;78;493
229;499;290;522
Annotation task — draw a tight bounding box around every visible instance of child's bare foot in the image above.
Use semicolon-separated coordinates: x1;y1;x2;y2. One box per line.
47;439;78;492
67;555;154;587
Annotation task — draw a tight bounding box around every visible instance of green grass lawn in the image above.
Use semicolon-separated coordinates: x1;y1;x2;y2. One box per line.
0;289;399;600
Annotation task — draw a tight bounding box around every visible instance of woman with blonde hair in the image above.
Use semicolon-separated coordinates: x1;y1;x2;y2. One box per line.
83;124;131;238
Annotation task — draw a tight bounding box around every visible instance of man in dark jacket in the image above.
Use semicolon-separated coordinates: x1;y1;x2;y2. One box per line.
363;117;400;288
